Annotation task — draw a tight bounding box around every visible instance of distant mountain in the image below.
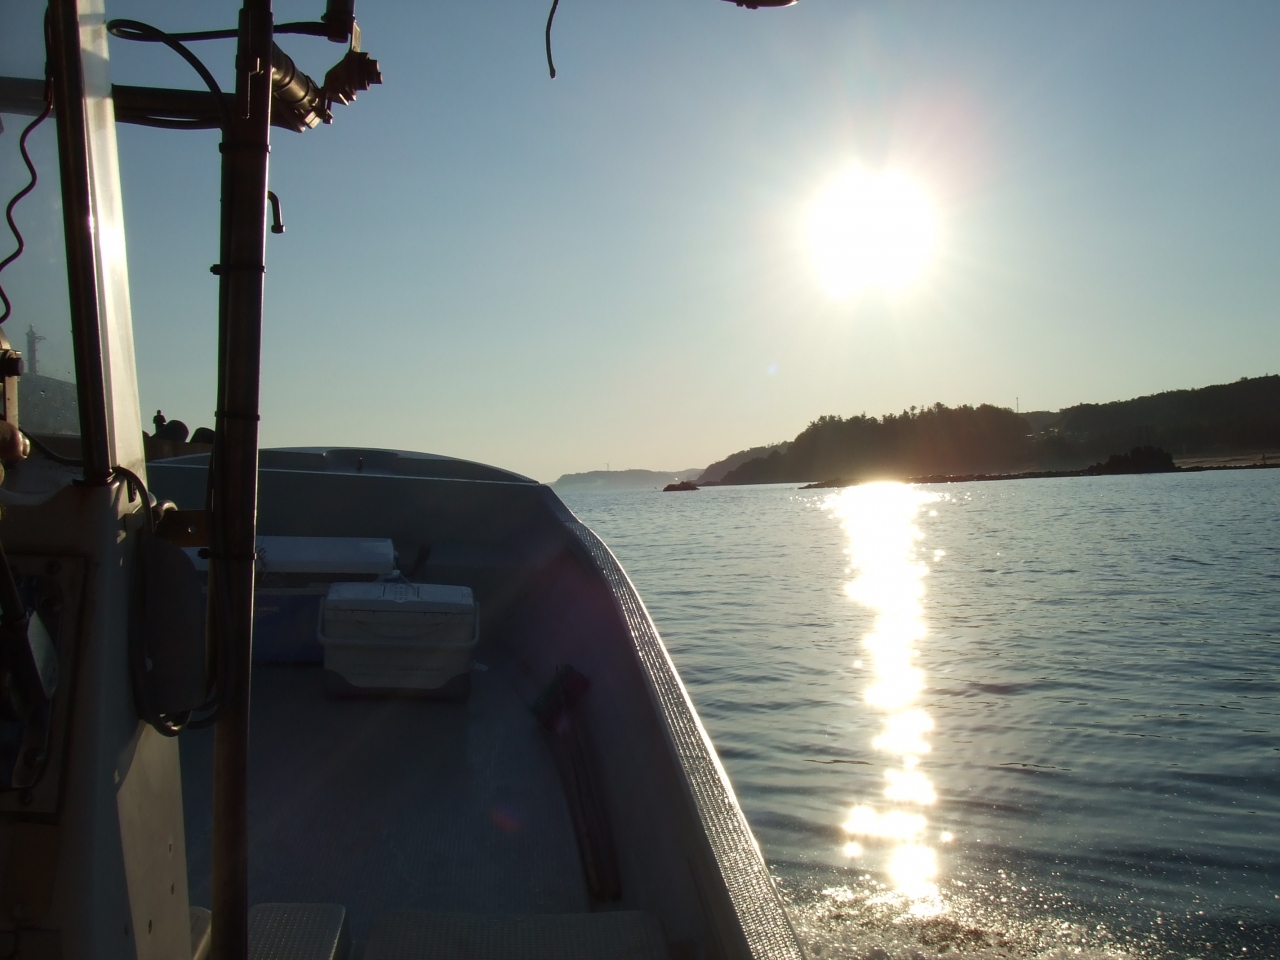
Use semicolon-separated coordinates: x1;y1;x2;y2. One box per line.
718;375;1280;485
696;442;789;484
552;468;702;491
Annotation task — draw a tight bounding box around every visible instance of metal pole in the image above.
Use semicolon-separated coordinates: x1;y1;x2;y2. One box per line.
210;1;272;958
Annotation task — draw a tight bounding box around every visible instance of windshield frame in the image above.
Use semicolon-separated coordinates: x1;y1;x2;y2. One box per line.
47;0;144;482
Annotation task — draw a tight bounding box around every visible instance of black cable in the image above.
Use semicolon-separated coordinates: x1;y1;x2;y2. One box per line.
155;26;238;42
116;464;185;736
21;429;82;467
105;20;231;131
0;79;53;326
184;566;235;729
123;21;329;43
188;415;245;729
114;463;239;732
185;450;239;732
117;463;235;736
115;464;221;737
545;0;561;79
275;22;331;38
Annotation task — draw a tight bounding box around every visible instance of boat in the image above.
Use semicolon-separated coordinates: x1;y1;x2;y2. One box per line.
0;2;803;958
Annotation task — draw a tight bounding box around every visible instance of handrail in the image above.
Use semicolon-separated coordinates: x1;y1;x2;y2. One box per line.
208;3;274;959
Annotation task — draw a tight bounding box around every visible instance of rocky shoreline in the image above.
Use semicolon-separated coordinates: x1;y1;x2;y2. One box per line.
800;458;1280;490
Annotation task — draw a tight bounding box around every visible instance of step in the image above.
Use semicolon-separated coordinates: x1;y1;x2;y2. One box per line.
249;903;348;960
362;910;669;960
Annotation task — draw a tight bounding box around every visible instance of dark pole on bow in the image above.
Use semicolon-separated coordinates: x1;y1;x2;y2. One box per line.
209;0;272;957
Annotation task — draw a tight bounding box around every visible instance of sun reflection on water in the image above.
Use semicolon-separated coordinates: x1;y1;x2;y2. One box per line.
827;482;942;907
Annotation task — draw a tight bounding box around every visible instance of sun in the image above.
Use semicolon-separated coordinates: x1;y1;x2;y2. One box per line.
807;165;939;299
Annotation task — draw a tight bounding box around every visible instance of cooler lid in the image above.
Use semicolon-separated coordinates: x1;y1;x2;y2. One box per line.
183;536;396;575
258;537;395;574
324;582;475;614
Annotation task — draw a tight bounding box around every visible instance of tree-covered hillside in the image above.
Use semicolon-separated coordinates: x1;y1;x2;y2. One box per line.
1043;375;1280;463
721;404;1034;484
718;375;1280;484
696;442;789;484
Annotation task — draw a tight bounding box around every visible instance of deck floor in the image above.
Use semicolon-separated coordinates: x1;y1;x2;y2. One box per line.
181;660;589;941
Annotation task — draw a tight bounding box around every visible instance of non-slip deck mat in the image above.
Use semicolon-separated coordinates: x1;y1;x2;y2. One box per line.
362;910;669;960
249;903;347;960
182;663;588;942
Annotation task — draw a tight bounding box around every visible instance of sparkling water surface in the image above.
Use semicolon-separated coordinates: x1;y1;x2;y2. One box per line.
559;470;1280;959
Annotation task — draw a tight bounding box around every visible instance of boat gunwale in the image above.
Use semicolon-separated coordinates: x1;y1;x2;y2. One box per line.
561;515;805;960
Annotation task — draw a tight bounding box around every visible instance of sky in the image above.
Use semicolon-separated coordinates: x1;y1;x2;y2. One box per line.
7;1;1280;481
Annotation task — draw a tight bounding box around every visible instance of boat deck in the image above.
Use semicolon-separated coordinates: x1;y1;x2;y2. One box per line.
180;659;589;942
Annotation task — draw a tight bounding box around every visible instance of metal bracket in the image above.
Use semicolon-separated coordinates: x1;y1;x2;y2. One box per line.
0;329;24;429
155;509;211;548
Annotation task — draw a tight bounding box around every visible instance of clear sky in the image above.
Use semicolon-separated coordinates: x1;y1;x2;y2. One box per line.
93;1;1280;480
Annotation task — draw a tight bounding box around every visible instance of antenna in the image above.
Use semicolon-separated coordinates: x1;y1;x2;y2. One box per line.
26;324;45;375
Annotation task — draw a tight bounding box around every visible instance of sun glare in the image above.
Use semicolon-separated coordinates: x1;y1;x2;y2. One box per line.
828;483;943;904
807;166;939;299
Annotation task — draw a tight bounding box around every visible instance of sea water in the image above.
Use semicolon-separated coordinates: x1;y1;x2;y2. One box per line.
559;470;1280;959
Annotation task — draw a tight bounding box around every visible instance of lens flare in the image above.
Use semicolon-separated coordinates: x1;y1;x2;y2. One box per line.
807;165;939;299
828;483;942;902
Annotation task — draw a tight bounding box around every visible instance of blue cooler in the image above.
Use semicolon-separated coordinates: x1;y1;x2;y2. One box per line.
185;536;397;662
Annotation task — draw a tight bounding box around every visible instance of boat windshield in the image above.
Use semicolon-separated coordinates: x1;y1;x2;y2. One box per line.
0;3;81;445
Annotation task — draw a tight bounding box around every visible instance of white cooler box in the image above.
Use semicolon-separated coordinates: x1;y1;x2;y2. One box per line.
320;582;478;699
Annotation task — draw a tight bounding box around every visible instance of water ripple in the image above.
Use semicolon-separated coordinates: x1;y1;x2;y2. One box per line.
562;470;1280;958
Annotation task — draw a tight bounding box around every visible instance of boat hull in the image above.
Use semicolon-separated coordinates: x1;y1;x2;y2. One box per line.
149;448;802;958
